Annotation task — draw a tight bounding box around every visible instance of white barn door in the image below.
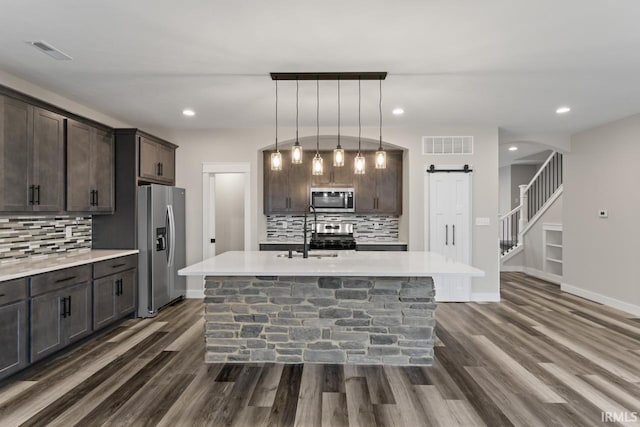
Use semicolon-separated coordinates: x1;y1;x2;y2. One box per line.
429;171;472;301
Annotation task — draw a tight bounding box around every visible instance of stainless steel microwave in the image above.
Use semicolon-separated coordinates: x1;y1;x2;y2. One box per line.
310;187;355;212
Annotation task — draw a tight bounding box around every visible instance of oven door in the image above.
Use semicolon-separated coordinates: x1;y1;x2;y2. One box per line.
310;188;354;212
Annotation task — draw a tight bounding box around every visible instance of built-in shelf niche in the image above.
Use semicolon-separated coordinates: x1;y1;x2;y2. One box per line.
543;223;563;280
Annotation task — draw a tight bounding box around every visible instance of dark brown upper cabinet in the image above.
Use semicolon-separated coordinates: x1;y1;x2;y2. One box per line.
0;95;64;213
310;150;355;187
354;150;403;215
66;120;114;213
139;135;176;185
263;150;311;214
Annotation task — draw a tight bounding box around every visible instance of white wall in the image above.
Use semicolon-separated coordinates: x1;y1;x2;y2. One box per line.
499;166;511;215
167;125;500;298
214;173;245;255
510;164;538;209
563;114;640;314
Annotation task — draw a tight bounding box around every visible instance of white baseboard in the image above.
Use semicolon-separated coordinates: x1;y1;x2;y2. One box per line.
186;289;205;299
500;265;562;285
561;283;640;317
471;292;501;302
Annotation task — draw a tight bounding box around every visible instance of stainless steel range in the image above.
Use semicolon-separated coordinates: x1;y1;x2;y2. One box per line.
309;223;356;250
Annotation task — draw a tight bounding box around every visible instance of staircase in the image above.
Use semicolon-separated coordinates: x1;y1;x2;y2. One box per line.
500;151;563;257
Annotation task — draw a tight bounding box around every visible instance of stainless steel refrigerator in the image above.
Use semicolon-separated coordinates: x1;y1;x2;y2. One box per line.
137;184;186;317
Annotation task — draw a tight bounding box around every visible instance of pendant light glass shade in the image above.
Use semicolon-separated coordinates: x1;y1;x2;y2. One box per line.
312;154;323;175
312;79;323;175
292;79;303;164
354;153;366;174
333;147;345;167
375;79;386;169
271;80;282;171
292;142;303;164
271;151;283;170
334;80;344;167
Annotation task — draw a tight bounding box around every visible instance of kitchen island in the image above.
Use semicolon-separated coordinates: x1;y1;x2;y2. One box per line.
179;251;484;366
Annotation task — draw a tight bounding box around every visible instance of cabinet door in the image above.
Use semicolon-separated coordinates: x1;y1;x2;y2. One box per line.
139;136;159;180
264;151;289;213
354;153;377;213
0;96;32;212
331;151;354;186
92;128;114;212
157;144;175;184
64;282;92;343
30;291;65;362
32;108;64;212
0;301;28;380
66;120;92;211
93;276;116;330
288;157;310;213
117;269;136;317
376;151;402;214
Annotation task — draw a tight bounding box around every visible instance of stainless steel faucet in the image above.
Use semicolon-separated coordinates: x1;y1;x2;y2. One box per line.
303;205;317;259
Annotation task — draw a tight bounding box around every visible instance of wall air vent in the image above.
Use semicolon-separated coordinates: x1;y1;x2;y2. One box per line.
422;136;473;155
29;41;73;60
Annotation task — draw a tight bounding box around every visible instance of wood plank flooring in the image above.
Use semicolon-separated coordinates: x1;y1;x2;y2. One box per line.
1;272;639;426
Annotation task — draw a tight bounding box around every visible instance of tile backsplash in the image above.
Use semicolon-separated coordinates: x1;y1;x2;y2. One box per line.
266;214;399;242
0;216;92;264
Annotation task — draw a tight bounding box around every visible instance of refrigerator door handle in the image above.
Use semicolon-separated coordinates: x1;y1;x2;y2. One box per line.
167;204;176;267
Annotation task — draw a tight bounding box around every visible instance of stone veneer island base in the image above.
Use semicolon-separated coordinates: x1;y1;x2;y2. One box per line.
179;251;484;367
204;275;435;365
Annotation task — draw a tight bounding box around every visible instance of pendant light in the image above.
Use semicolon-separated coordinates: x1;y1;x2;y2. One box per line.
354;79;365;175
333;80;345;167
312;80;323;175
291;79;303;164
375;79;387;169
270;80;282;170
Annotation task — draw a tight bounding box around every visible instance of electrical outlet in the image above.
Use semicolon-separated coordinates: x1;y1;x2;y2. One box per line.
65;226;73;238
598;209;608;218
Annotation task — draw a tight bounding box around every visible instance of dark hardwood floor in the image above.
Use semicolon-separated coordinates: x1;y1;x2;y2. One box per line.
1;273;639;426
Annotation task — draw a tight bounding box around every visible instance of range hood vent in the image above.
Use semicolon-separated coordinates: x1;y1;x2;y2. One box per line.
29;41;73;60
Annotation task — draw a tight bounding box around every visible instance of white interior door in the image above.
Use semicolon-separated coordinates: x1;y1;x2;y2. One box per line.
428;172;472;302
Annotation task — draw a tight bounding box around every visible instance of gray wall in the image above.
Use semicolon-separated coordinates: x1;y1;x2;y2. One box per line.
499;166;511;215
564;114;640;311
510;164;538;209
214;173;246;255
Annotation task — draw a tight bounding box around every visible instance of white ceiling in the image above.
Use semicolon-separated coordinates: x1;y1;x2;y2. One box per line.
1;0;640;139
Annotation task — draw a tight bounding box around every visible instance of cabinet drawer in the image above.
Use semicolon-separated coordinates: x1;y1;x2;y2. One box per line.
0;278;27;306
31;265;92;297
93;255;137;279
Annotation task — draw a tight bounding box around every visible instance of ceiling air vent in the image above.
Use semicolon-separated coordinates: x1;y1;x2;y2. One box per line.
422;136;473;155
29;41;73;60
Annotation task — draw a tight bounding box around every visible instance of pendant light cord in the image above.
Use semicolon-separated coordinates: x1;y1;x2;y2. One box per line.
358;79;361;153
379;79;383;150
337;80;341;148
275;80;278;150
296;79;299;142
316;79;320;154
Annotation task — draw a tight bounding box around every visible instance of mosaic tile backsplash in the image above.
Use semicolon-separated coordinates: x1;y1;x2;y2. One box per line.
266;214;399;242
0;216;92;264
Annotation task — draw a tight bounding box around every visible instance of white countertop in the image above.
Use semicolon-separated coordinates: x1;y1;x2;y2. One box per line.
0;249;139;282
179;251;484;278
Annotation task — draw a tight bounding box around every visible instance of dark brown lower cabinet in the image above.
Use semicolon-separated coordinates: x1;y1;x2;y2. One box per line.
0;281;29;380
93;268;137;331
30;282;91;363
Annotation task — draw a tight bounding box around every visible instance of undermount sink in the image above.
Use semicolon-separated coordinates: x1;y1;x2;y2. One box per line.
276;251;339;259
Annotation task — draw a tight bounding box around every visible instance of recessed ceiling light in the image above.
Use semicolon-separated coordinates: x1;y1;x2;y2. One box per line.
556;106;571;114
182;109;195;117
508;146;518;151
392;108;404;115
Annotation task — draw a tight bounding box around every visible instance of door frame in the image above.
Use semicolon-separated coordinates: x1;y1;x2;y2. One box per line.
202;162;251;259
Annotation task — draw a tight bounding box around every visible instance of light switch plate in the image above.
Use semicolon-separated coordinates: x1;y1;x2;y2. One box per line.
65;226;73;238
475;217;491;226
598;209;608;218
